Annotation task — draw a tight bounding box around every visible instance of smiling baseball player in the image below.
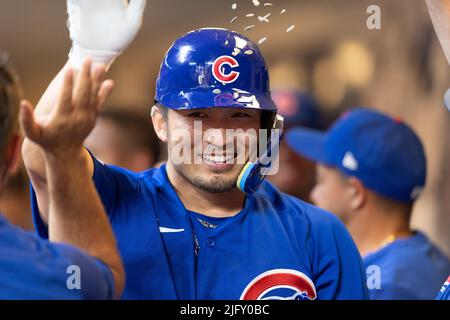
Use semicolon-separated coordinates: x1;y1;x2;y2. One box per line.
22;0;368;300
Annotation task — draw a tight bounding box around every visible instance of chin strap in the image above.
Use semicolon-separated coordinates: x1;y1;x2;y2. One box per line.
237;114;284;195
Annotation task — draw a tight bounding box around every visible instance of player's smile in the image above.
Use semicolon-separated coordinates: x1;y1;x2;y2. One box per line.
196;145;244;176
201;152;237;172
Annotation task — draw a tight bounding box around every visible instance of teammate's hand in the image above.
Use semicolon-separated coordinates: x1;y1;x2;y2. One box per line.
19;59;114;156
67;0;147;69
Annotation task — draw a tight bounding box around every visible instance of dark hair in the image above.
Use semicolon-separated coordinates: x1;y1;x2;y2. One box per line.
0;52;21;155
98;108;161;162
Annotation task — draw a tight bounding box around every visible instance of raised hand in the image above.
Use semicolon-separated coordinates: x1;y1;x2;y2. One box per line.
19;59;114;155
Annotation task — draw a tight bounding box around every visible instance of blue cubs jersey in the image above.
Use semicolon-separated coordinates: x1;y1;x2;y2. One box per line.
0;214;114;299
363;232;450;300
436;276;450;300
31;155;368;300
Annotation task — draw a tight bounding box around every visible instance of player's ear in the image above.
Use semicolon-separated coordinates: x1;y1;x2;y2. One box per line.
347;176;366;211
151;105;168;143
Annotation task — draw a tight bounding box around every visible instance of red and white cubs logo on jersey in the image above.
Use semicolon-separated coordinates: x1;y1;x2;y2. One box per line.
212;55;240;84
240;269;317;300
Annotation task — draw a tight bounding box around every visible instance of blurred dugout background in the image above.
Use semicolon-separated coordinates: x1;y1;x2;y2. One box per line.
1;0;450;256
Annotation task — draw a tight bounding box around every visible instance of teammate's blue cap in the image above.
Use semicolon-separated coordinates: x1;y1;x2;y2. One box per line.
286;108;427;203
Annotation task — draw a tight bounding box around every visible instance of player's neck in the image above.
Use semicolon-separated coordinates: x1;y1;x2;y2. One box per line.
166;164;245;218
0;189;33;231
347;205;412;257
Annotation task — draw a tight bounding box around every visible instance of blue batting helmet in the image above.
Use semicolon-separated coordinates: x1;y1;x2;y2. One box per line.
155;28;277;112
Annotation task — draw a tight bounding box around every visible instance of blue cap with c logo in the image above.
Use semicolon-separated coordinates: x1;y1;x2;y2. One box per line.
286;108;427;203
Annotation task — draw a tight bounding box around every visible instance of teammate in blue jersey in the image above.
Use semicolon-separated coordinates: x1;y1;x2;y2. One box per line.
0;53;124;299
23;1;368;300
286;108;450;299
436;276;450;300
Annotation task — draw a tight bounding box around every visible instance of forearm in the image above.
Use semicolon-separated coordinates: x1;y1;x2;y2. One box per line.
426;0;450;64
426;0;450;22
45;149;124;298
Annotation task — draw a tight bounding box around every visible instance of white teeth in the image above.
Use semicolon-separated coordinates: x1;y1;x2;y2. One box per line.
202;154;235;163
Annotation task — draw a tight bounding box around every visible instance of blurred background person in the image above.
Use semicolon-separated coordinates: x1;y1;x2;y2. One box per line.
85;108;162;172
286;108;450;299
268;88;325;202
425;0;450;301
0;163;33;230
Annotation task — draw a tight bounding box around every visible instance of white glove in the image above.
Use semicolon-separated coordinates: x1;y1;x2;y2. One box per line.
67;0;147;69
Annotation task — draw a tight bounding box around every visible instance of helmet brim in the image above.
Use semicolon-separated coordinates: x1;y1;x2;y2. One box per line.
157;87;277;112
